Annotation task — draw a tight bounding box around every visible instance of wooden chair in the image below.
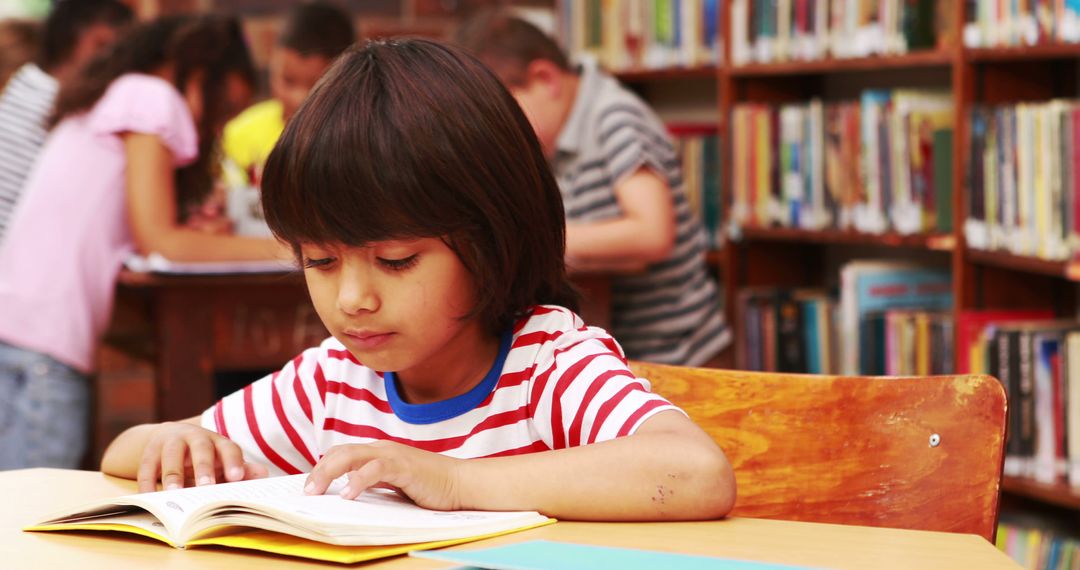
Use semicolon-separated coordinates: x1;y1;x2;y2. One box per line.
630;362;1007;542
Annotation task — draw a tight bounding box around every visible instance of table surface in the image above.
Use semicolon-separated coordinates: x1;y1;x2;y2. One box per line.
2;469;1020;569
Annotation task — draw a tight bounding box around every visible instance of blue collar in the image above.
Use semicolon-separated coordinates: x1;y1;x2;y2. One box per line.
383;329;513;425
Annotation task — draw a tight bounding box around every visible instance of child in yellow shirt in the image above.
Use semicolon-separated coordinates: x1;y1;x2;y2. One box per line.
222;1;354;187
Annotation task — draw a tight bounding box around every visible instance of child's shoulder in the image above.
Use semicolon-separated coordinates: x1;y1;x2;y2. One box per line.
511;305;625;360
102;73;184;104
514;305;585;335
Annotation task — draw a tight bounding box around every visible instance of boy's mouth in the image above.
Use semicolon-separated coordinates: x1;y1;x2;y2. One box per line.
342;329;395;350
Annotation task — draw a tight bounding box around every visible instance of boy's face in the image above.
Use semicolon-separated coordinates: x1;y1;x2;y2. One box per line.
301;237;492;391
510;75;568;158
270;47;333;123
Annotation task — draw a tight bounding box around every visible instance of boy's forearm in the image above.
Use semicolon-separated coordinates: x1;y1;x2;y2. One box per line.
566;219;674;266
100;423;159;479
454;430;735;521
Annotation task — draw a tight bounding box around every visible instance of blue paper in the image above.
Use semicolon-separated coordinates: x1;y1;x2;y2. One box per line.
411;540;818;570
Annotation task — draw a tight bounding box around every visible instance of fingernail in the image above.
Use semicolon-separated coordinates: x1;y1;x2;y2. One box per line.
304;481;315;494
198;475;212;486
229;467;243;480
166;483;181;491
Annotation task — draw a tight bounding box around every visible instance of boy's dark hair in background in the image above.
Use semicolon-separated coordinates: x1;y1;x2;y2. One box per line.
54;14;257;215
279;1;355;59
454;12;569;86
39;0;133;72
262;39;579;335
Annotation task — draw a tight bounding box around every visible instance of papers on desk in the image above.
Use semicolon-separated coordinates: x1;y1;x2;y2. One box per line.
125;253;295;275
411;540;819;569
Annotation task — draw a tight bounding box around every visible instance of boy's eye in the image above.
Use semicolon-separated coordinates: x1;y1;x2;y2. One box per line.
302;256;335;269
377;254;419;271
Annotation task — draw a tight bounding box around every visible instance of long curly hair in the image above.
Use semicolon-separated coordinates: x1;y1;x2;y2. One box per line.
52;14;256;217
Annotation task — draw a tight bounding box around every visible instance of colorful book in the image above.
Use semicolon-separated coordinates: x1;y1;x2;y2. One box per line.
25;474;553;564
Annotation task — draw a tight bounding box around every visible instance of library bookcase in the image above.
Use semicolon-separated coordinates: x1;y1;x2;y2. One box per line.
560;0;1080;549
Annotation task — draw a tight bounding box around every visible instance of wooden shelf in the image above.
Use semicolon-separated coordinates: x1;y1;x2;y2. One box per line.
729;50;952;77
614;66;718;82
705;248;725;267
1002;476;1080;510
736;227;956;251
965;248;1075;280
967;43;1080;62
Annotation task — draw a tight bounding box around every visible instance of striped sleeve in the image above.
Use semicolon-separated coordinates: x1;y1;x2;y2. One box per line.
200;342;330;476
596;105;678;186
527;325;682;449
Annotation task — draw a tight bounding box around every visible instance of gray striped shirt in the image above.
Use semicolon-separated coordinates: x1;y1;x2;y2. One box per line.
0;64;58;244
554;58;730;366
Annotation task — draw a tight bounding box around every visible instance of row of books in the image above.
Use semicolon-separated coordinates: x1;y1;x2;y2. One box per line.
998;520;1080;570
730;90;954;235
964;314;1080;485
671;125;723;249
965;101;1080;261
964;0;1080;48
735;261;954;375
730;0;948;65
558;0;722;72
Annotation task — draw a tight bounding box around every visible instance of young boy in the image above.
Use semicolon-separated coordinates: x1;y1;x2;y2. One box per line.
456;14;731;367
221;1;355;187
101;38;735;522
0;0;132;243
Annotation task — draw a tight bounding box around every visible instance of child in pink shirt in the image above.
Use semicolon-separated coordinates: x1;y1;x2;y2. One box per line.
0;15;286;470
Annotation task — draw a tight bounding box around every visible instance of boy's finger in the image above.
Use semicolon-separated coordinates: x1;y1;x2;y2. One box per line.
305;447;365;495
341;459;387;500
136;446;163;493
215;439;246;482
187;437;217;486
243;462;269;480
160;438;188;491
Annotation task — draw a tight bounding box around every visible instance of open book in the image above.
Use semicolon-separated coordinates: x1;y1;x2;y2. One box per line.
25;474;553;564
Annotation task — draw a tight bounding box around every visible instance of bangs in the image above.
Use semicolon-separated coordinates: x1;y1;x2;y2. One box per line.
262;43;478;248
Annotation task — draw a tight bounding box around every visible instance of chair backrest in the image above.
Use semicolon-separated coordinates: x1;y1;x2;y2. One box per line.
630;362;1007;541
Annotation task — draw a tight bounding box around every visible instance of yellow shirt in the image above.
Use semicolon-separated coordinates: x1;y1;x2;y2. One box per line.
221;99;284;186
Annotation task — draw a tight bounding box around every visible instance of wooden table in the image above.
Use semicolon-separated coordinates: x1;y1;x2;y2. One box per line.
4;469;1019;569
105;270;613;423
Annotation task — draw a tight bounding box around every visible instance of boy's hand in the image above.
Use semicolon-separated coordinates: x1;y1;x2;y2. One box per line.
304;441;463;510
137;421;268;493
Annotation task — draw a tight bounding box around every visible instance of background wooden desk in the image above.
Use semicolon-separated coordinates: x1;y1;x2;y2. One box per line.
4;469;1018;569
102;270;613;423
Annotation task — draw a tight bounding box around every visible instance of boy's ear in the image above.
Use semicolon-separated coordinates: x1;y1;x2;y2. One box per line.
524;59;565;98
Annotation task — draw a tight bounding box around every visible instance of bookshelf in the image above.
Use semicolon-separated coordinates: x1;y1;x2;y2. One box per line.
559;1;1080;562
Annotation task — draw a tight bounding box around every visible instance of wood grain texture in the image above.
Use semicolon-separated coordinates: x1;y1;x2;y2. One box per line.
630;362;1007;541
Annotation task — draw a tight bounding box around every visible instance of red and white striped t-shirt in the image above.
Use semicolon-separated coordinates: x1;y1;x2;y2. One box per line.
201;305;680;476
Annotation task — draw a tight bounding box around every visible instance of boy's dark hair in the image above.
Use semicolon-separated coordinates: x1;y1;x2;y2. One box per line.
278;1;355;59
262;38;579;335
53;14;257;217
454;11;570;87
39;0;133;72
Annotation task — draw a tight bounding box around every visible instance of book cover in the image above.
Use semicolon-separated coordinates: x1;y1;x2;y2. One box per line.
413;540;816;570
839;261;952;375
25;474;553;564
955;309;1054;374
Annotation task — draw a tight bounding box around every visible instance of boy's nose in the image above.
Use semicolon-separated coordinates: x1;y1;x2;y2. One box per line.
336;278;380;315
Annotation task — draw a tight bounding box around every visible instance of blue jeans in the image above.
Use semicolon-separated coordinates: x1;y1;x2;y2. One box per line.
0;342;89;469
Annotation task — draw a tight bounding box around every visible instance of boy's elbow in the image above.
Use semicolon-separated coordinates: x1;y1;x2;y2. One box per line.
638;228;677;263
691;449;736;519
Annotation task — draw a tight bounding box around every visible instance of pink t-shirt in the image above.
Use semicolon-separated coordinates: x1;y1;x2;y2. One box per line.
0;74;197;373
